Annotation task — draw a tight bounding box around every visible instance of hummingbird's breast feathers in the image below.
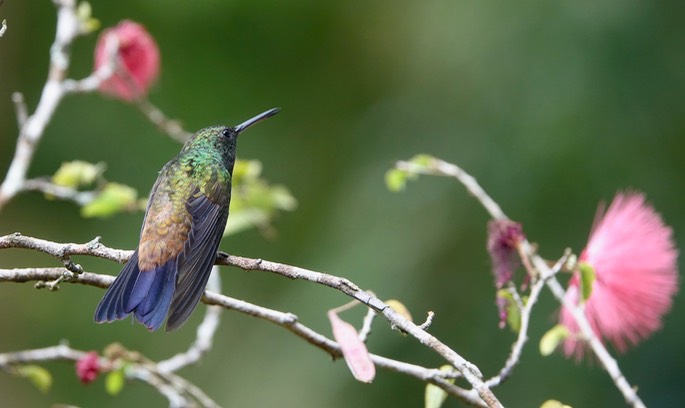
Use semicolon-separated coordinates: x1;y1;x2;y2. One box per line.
138;174;193;270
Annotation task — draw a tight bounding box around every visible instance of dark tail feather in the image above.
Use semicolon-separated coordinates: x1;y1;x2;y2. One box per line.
94;250;143;323
95;250;178;331
133;261;177;331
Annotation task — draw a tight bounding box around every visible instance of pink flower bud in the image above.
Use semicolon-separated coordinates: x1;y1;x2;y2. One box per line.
75;351;101;384
487;219;525;288
94;20;160;101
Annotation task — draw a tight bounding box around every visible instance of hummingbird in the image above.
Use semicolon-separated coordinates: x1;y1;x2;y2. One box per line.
94;108;280;332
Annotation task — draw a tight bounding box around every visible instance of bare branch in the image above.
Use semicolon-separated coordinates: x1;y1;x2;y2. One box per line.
0;233;131;264
0;19;6;38
0;264;485;406
215;252;502;407
0;0;82;209
0;232;501;405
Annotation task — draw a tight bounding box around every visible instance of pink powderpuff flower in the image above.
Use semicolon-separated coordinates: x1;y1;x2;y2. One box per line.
76;351;101;384
560;192;679;359
94;20;160;101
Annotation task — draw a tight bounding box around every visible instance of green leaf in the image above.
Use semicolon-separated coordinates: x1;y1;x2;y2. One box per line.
539;324;570;356
224;159;297;236
425;365;455;408
105;368;125;396
224;208;271;236
232;159;263;183
81;183;138;218
16;365;52;393
269;185;298;211
578;262;596;302
540;399;572;408
52;161;105;189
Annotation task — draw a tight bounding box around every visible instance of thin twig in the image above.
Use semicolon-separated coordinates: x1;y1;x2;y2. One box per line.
11;93;27;127
418;311;435;331
395;159;506;221
215;254;500;407
135;99;191;143
22;179;97;206
358;307;377;342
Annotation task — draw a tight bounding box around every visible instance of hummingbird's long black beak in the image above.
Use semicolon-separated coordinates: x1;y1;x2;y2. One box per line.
234;108;280;134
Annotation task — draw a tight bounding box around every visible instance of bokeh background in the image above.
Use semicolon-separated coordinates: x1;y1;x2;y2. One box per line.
1;1;684;407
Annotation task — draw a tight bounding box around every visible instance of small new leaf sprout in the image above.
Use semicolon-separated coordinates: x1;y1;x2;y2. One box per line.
385;168;411;192
105;367;126;395
385;154;435;192
16;365;52;393
540;399;572;408
578;262;596;303
224;159;297;236
52;161;105;189
539;325;570;357
76;2;100;34
81;182;138;218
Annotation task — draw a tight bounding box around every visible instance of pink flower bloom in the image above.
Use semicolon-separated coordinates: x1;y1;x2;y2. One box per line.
76;351;101;384
94;20;160;101
560;192;678;359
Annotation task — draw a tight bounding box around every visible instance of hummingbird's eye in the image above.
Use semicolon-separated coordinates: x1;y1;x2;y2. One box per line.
221;128;231;138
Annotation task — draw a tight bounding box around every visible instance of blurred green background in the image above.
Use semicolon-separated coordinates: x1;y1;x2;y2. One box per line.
1;0;684;407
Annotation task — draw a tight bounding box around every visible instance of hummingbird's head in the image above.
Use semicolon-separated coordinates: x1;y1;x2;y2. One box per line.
182;108;280;167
